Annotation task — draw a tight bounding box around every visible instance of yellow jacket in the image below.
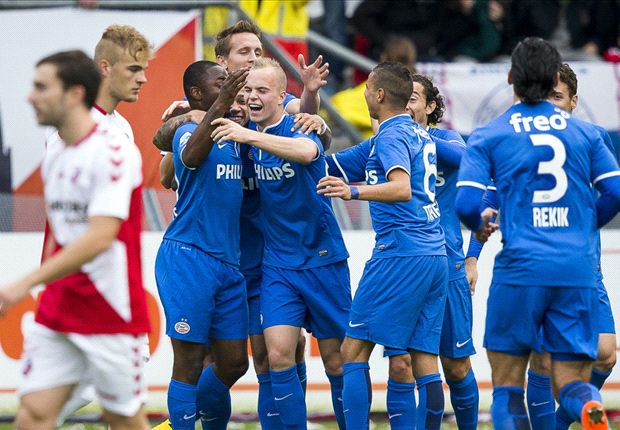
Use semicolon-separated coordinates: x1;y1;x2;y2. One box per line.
331;82;373;139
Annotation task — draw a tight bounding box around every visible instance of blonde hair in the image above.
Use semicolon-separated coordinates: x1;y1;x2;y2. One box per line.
94;24;153;64
252;57;286;92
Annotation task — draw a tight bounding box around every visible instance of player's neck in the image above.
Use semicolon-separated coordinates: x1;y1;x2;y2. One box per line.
58;109;97;146
376;109;408;126
95;90;119;114
257;108;285;131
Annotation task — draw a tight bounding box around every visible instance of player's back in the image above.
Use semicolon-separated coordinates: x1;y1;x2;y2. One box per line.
465;101;609;287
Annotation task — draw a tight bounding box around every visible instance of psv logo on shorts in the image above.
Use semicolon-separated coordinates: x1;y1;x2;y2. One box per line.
174;321;190;334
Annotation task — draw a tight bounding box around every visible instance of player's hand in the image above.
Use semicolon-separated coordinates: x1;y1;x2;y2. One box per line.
317;176;351;200
475;207;499;243
465;257;478;295
0;280;31;316
211;118;254;144
218;68;250;103
299;54;329;93
161;100;190;121
292;113;326;135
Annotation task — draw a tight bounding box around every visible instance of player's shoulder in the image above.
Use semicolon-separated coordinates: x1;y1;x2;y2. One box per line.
428;127;464;142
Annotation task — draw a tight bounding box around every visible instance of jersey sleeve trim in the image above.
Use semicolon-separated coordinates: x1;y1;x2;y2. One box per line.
331;154;350;183
179;145;197;171
386;165;411;177
456;180;487;190
487;185;497;191
593;171;620;184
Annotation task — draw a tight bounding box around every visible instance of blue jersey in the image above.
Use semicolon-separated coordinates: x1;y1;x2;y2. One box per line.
458;101;620;287
364;114;445;258
429;128;467;280
165;122;243;266
240;144;263;275
252;114;349;269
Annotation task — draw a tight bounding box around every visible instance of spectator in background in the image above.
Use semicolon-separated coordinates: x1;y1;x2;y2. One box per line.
351;0;438;61
332;35;416;139
435;0;502;62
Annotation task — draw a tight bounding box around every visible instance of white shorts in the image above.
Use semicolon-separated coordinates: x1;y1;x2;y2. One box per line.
19;322;147;417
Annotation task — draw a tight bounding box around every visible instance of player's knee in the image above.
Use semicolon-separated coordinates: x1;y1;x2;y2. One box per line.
596;348;617;373
389;355;413;382
172;353;205;382
529;353;551;376
223;355;250;381
268;348;296;371
441;358;470;381
295;334;307;362
15;403;55;429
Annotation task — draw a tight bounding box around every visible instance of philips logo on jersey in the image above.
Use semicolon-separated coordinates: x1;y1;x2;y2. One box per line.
508;110;569;133
254;163;295;181
216;164;242;180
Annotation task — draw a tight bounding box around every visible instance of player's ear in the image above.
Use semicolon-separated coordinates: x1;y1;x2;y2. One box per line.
216;56;227;69
507;69;513;85
571;94;578;111
426;100;436;116
189;86;201;101
98;59;112;77
377;88;385;103
553;71;560;88
278;90;285;106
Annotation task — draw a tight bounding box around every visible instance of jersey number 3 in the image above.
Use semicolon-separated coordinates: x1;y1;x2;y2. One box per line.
531;134;568;203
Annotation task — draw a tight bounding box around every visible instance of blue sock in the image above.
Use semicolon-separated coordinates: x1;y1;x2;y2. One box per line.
342;362;372;430
558;381;602;423
326;372;346;429
555;406;573;430
416;373;444;430
297;361;307;395
446;369;479;430
491;386;530;430
386;378;416;429
270;365;306;429
590;368;612;390
196;365;231;430
257;372;284;430
168;379;197;430
526;369;555;430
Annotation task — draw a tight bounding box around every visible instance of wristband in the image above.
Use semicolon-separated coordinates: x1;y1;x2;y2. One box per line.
350;186;360;200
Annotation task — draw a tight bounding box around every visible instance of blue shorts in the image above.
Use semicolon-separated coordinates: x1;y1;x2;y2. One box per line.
484;283;598;360
260;261;351;339
440;276;476;358
155;239;248;344
245;272;263;336
597;279;615;334
348;255;447;353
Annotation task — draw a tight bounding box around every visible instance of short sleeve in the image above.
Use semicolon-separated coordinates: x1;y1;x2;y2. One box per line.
376;132;412;177
174;123;199;170
291;129;322;160
331;139;372;183
457;131;492;190
591;133;620;185
88;134;141;220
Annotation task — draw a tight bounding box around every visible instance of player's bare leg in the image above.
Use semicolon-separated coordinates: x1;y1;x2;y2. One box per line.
16;385;74;429
441;356;471;381
387;353;415;428
594;333;617;376
487;350;531;428
102;406;149;430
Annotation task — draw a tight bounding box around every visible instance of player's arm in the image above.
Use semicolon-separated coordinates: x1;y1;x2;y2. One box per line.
153;110;206;152
325;139;372;182
160;152;177;190
433;130;467;168
318;168;411;202
465;185;498;293
211;118;319;165
284;54;329;115
0;216;122;313
291;113;332;150
591;132;620;227
182;68;249;168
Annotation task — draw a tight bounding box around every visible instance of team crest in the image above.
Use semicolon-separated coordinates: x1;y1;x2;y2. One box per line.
174;321;190;334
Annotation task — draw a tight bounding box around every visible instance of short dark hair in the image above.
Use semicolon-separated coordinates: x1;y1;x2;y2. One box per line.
215;20;262;57
558;63;578;98
511;37;561;104
37;50;101;108
182;60;220;100
370;62;413;109
412;74;445;125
